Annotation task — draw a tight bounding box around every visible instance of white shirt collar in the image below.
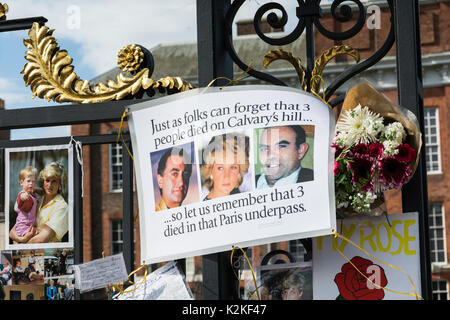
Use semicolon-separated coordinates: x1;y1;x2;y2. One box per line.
257;167;301;189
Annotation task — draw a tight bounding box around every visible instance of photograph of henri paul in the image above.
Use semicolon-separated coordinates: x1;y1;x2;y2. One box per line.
150;142;199;212
254;125;314;189
198;131;253;201
4;145;73;249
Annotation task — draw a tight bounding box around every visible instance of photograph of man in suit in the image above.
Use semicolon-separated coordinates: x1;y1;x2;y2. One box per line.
256;125;313;189
155;147;193;211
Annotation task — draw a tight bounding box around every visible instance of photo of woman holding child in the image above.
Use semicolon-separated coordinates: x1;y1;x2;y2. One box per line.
4;145;73;249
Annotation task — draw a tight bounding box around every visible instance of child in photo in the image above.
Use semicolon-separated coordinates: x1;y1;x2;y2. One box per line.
12;166;43;242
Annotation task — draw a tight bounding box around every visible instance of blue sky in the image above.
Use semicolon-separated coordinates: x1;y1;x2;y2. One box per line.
0;0;199;140
0;26;83;140
0;0;318;140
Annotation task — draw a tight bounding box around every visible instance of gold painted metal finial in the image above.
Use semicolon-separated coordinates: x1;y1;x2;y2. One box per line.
21;22;194;104
0;3;9;20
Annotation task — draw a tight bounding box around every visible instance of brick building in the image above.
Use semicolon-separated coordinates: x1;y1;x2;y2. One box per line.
70;0;449;299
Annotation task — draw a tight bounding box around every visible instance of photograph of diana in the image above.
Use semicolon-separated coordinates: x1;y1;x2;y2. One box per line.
257;262;313;300
199;131;253;201
4;145;73;250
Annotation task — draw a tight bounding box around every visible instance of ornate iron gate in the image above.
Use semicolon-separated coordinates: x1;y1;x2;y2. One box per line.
197;0;430;300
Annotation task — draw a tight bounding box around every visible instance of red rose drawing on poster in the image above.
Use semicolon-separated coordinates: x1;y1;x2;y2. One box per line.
334;256;388;300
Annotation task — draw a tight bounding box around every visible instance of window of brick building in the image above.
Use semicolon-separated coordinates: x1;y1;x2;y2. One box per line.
109;130;123;192
288;239;307;262
110;219;123;255
428;203;446;264
424;108;442;174
432;280;449;300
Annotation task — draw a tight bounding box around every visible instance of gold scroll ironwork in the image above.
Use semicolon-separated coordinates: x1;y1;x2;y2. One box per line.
21;22;194;104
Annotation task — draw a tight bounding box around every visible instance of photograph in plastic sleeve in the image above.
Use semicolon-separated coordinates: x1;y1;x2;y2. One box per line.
0;250;13;286
4;145;74;250
44;248;74;280
11;249;44;285
45;275;75;300
256;262;313;300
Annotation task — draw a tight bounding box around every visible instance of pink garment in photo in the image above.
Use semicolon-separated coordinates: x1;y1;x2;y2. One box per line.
13;192;38;237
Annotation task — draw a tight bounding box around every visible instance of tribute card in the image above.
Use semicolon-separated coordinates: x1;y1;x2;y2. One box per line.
128;85;336;263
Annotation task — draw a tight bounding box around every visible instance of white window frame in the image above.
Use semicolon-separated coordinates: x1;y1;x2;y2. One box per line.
109;130;123;192
288;239;307;262
110;219;123;255
424;107;442;174
429;203;447;265
432;280;449;300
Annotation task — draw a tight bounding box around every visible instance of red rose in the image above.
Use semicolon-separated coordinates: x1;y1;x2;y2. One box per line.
334;256;388;300
395;143;416;163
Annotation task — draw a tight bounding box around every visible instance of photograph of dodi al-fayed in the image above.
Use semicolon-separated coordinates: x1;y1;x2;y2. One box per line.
254;125;314;190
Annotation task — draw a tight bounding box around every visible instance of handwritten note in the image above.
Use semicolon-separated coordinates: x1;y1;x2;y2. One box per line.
114;261;193;300
74;254;128;293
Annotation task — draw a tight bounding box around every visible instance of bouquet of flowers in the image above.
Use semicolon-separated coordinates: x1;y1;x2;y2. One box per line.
333;83;422;216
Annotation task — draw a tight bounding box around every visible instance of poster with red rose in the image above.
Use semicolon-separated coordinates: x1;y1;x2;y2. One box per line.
312;212;421;300
334;256;388;300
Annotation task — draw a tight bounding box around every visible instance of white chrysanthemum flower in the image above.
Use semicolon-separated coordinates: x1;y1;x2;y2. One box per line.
336;104;384;146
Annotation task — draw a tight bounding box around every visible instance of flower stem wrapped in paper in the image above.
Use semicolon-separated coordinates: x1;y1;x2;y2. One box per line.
333;83;422;216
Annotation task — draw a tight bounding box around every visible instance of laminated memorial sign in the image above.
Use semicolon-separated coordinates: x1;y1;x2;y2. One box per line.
312;212;422;300
128;85;336;264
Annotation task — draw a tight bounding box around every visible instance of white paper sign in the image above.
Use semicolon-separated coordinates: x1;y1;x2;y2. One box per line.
312;212;422;300
74;254;128;293
128;85;336;264
115;261;193;300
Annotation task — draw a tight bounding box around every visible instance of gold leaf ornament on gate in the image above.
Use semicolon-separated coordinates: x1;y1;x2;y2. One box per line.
0;2;8;20
21;22;194;104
